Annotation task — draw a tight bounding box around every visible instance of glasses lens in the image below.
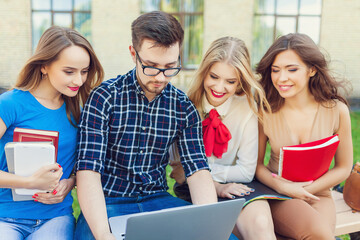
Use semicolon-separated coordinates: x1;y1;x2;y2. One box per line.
164;68;180;77
143;67;160;76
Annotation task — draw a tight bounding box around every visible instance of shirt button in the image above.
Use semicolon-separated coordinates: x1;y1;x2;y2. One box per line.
142;127;146;131
140;91;144;95
140;150;143;154
139;187;143;191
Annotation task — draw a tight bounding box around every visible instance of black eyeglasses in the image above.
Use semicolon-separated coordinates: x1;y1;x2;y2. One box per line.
135;50;182;77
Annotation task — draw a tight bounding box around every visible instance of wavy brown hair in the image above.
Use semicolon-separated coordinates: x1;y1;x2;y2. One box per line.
188;36;270;121
15;26;104;126
256;33;348;112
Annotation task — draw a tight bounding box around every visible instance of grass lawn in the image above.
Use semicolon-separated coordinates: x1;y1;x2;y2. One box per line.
72;111;360;239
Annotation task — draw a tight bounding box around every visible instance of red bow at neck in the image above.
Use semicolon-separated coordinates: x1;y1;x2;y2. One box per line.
202;109;232;158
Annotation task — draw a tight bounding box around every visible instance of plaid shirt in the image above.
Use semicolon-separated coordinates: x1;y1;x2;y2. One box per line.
75;69;209;197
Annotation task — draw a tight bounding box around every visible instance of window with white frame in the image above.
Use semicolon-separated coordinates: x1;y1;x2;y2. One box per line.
31;0;91;51
140;0;204;69
252;0;322;66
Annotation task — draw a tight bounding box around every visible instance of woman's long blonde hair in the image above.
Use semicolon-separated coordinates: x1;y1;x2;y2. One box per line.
15;26;104;126
187;36;270;120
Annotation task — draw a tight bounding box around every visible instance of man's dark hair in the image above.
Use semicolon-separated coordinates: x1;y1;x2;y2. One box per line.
131;11;184;51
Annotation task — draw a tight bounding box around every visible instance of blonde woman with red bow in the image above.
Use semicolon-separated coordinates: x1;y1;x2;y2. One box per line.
170;36;274;240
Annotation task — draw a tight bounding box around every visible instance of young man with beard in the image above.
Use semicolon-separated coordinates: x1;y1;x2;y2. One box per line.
74;11;219;240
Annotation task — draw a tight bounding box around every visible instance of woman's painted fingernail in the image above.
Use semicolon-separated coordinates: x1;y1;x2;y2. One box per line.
246;191;250;195
34;199;38;202
52;190;57;195
231;195;236;199
34;194;38;197
32;195;36;198
58;164;61;168
240;193;245;196
271;173;277;177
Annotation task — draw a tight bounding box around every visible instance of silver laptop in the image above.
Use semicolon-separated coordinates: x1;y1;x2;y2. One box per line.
109;198;245;240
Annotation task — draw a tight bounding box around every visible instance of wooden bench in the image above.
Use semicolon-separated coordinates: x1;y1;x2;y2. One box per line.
333;190;360;236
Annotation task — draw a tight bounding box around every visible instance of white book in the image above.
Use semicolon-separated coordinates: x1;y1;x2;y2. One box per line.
5;142;55;199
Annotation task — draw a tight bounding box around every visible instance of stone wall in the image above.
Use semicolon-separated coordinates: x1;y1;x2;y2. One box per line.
0;0;31;88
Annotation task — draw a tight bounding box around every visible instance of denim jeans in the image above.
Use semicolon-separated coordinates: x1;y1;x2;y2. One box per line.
0;214;75;240
74;191;239;240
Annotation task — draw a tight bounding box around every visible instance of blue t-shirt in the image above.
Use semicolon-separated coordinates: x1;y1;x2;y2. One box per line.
0;89;77;219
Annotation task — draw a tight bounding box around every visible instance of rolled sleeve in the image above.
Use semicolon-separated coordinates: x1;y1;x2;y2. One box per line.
75;86;112;174
177;103;209;177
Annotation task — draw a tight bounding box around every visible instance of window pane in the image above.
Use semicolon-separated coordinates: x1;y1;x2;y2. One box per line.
184;0;204;12
252;16;275;66
32;12;51;50
54;13;72;28
32;0;50;10
74;13;92;42
298;16;320;43
255;0;275;14
275;17;296;38
161;0;181;12
74;0;91;11
299;0;322;15
53;0;72;11
183;15;203;68
141;0;159;12
276;0;298;15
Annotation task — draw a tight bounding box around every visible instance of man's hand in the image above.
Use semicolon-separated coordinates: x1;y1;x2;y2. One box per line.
77;170;111;240
98;232;116;240
187;170;217;204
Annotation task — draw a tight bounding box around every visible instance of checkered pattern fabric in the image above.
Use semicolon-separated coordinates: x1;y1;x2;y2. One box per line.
75;69;209;197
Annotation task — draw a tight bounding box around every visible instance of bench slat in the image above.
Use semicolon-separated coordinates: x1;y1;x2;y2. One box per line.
335;211;360;236
332;191;344;201
334;199;352;213
332;191;360;236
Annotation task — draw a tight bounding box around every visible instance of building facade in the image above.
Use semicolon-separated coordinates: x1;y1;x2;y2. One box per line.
0;0;359;97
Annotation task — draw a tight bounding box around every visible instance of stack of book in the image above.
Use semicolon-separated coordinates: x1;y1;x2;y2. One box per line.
5;128;59;201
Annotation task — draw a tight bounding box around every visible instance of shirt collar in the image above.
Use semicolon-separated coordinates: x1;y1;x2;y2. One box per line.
131;68;143;94
202;94;234;117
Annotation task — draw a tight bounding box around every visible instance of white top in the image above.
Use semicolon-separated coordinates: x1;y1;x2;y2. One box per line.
201;95;258;183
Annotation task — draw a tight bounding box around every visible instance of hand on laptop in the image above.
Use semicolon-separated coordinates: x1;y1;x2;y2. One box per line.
99;232;116;240
214;182;254;199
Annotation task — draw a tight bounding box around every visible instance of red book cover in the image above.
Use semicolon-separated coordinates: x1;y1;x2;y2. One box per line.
13;128;59;161
279;134;340;182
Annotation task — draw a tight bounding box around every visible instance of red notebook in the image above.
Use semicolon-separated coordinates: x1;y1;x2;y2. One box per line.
278;134;340;182
13;127;59;161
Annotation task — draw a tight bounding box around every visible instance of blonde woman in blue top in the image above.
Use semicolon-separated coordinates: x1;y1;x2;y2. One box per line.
0;26;103;239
